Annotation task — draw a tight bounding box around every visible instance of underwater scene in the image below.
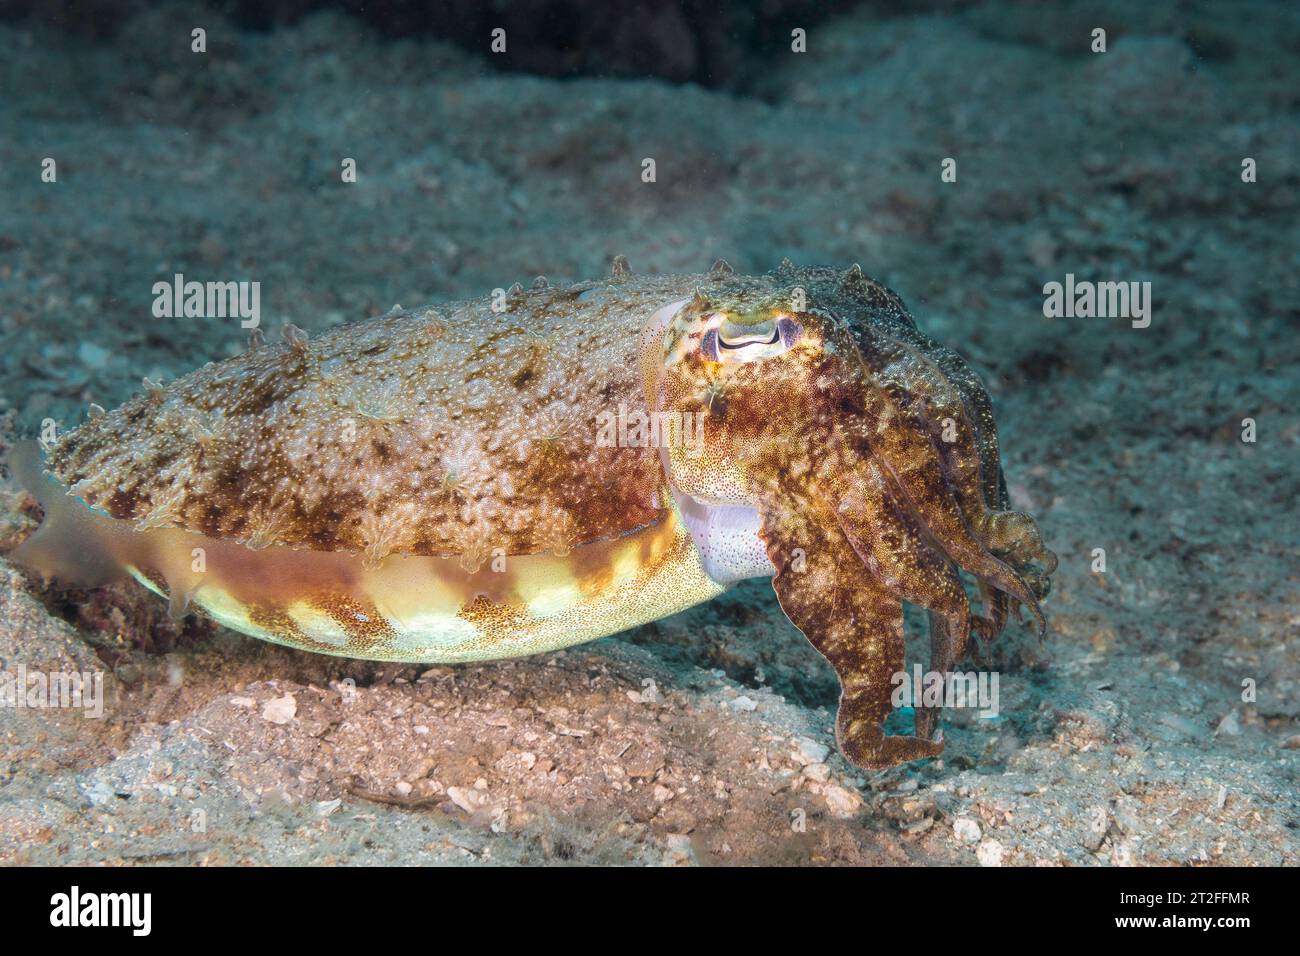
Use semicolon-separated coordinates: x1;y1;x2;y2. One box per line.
0;0;1296;881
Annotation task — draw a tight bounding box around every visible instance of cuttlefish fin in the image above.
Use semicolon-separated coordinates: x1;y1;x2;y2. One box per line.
759;502;942;769
8;440;126;588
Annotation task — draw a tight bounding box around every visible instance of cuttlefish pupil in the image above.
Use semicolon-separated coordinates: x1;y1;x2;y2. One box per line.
11;262;1055;772
719;320;778;347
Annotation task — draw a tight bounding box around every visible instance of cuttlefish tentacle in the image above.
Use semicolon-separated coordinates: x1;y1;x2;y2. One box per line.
834;325;1046;634
975;581;1010;644
971;475;1056;637
758;497;943;768
918;611;961;741
834;460;972;742
864;326;1056;643
869;327;992;519
883;324;1061;638
864;327;1000;647
834;462;972;660
890;325;1006;515
979;469;1015;640
984;509;1059;581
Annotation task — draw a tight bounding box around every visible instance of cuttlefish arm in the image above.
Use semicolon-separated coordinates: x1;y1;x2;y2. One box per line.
758;494;944;769
833;460;973;746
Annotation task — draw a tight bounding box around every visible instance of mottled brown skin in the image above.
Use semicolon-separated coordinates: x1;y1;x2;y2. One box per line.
653;263;1055;768
45;277;703;566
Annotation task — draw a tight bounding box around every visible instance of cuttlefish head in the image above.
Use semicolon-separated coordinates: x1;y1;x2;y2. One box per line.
650;287;812;509
644;269;1056;769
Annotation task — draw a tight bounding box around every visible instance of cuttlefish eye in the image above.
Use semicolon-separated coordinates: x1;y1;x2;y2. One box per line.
701;313;802;363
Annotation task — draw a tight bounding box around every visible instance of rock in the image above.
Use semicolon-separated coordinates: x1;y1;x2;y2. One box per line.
903;817;935;836
823;784;863;819
802;762;831;783
513;751;537;771
1081;806;1109;851
1215;710;1241;737
81;778;116;808
622;742;667;779
953;817;982;844
663;833;695;865
1052;695;1123;745
261;694;297;724
447;786;489;814
791;737;830;765
976;838;1005;867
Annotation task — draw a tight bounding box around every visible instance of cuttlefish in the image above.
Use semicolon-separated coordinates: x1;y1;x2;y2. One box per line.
11;260;1055;769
